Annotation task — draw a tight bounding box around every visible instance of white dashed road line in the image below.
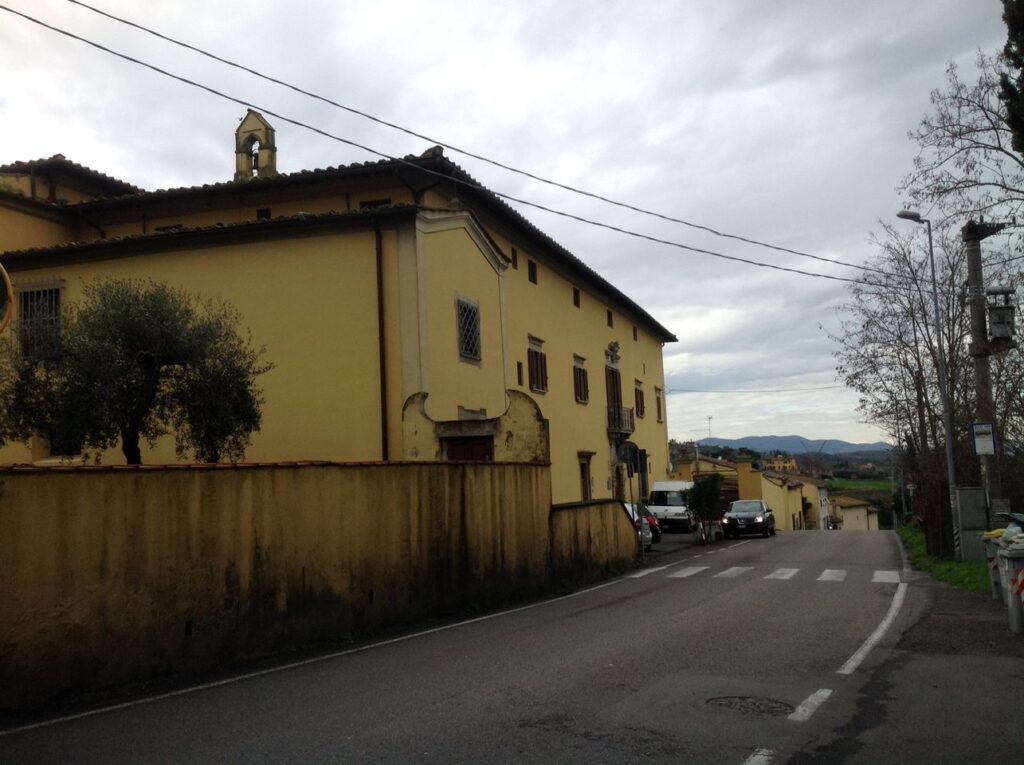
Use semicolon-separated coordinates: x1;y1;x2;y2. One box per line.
742;748;775;765
872;570;901;583
788;688;833;722
817;569;847;582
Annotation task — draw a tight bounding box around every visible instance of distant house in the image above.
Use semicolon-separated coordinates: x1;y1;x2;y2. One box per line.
0;111;677;504
674;456;828;531
762;455;798;473
830;495;881;530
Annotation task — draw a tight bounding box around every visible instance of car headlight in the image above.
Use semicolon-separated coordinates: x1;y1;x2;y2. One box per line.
755;515;764;523
722;517;730;523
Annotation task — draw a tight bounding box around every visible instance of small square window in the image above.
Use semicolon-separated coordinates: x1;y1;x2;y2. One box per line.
517;361;524;386
528;260;537;284
632;325;638;341
511;247;519;270
607;309;614;328
573;287;580;308
456;298;481;361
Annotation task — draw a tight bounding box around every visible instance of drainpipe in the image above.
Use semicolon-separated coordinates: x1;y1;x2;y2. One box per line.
375;225;389;461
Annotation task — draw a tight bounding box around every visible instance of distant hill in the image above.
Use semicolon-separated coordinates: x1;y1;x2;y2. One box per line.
697;436;890;455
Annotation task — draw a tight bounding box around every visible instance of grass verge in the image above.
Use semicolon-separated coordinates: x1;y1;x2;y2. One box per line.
898;524;990;594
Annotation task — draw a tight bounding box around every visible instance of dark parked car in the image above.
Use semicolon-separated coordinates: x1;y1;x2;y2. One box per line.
722;500;776;538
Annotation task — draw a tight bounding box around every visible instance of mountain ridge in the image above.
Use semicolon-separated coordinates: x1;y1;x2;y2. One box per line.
696;435;890;455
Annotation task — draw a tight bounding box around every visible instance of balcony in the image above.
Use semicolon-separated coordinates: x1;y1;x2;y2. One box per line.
607;405;635;436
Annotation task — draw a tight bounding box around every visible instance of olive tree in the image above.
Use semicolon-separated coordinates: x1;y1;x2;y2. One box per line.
0;279;272;464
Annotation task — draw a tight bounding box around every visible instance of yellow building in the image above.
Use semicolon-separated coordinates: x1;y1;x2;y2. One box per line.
830;495;880;530
0;112;676;504
762;455;798;473
735;458;827;531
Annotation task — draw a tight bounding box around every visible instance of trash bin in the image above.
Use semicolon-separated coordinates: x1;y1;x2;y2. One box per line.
984;536;1003;603
997;546;1024;635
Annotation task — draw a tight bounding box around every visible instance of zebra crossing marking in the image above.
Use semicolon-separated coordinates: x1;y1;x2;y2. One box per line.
668;566;709;578
636;566;897;583
764;568;799;580
714;566;754;579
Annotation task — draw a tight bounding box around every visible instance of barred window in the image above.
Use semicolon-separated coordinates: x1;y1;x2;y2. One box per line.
456;298;481;361
573;356;589;404
18;287;61;359
528;337;547;393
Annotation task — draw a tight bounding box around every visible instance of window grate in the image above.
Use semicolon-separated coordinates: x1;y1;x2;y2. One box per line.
456;299;481;360
18;288;61;359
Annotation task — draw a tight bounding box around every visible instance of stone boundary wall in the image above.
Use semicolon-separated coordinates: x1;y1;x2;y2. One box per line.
0;463;637;711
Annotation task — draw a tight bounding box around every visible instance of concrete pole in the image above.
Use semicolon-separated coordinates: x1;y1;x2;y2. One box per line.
922;220;959;534
962;220;1005;528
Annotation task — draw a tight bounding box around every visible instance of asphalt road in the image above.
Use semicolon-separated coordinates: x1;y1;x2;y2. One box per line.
1;529;995;764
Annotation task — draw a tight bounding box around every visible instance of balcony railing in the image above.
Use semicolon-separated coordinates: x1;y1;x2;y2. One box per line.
607;405;635;436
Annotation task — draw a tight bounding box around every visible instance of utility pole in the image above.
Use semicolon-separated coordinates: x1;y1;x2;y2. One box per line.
962;219;1008;527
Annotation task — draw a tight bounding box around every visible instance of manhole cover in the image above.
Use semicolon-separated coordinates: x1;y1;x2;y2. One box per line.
705;696;795;717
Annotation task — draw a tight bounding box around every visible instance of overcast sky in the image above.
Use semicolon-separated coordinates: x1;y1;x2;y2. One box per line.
0;1;1010;445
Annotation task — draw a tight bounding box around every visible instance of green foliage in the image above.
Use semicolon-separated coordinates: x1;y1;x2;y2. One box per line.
1000;0;1024;153
827;478;892;492
0;280;272;464
898;524;990;594
689;473;723;521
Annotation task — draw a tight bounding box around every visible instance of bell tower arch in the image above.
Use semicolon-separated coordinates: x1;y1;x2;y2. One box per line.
234;109;279;181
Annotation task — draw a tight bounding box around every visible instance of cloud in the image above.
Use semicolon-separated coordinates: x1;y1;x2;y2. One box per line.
0;0;1009;443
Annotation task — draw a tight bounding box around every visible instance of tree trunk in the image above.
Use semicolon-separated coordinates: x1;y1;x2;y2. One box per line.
121;424;143;465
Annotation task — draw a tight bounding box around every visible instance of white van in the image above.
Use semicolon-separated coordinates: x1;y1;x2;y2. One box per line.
647;480;694;532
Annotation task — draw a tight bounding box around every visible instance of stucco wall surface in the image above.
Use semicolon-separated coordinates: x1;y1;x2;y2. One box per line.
549;500;639;584
0;462;556;711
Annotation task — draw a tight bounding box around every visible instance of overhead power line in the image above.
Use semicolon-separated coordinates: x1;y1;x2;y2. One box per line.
59;0;906;283
1;5;888;288
669;385;846;394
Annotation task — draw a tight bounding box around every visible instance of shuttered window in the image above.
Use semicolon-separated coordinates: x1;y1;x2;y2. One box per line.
527;337;547;393
573;356;589;403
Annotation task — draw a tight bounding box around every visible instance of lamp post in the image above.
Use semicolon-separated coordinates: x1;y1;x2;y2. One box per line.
896;210;958;526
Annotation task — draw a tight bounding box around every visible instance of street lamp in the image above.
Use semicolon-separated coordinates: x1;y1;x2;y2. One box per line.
896;210;958;523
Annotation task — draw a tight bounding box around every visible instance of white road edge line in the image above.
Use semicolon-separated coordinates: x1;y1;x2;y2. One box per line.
0;575;630;737
727;540;752;549
628;565;669;578
837;582;908;675
742;747;775;764
788;688;833;722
